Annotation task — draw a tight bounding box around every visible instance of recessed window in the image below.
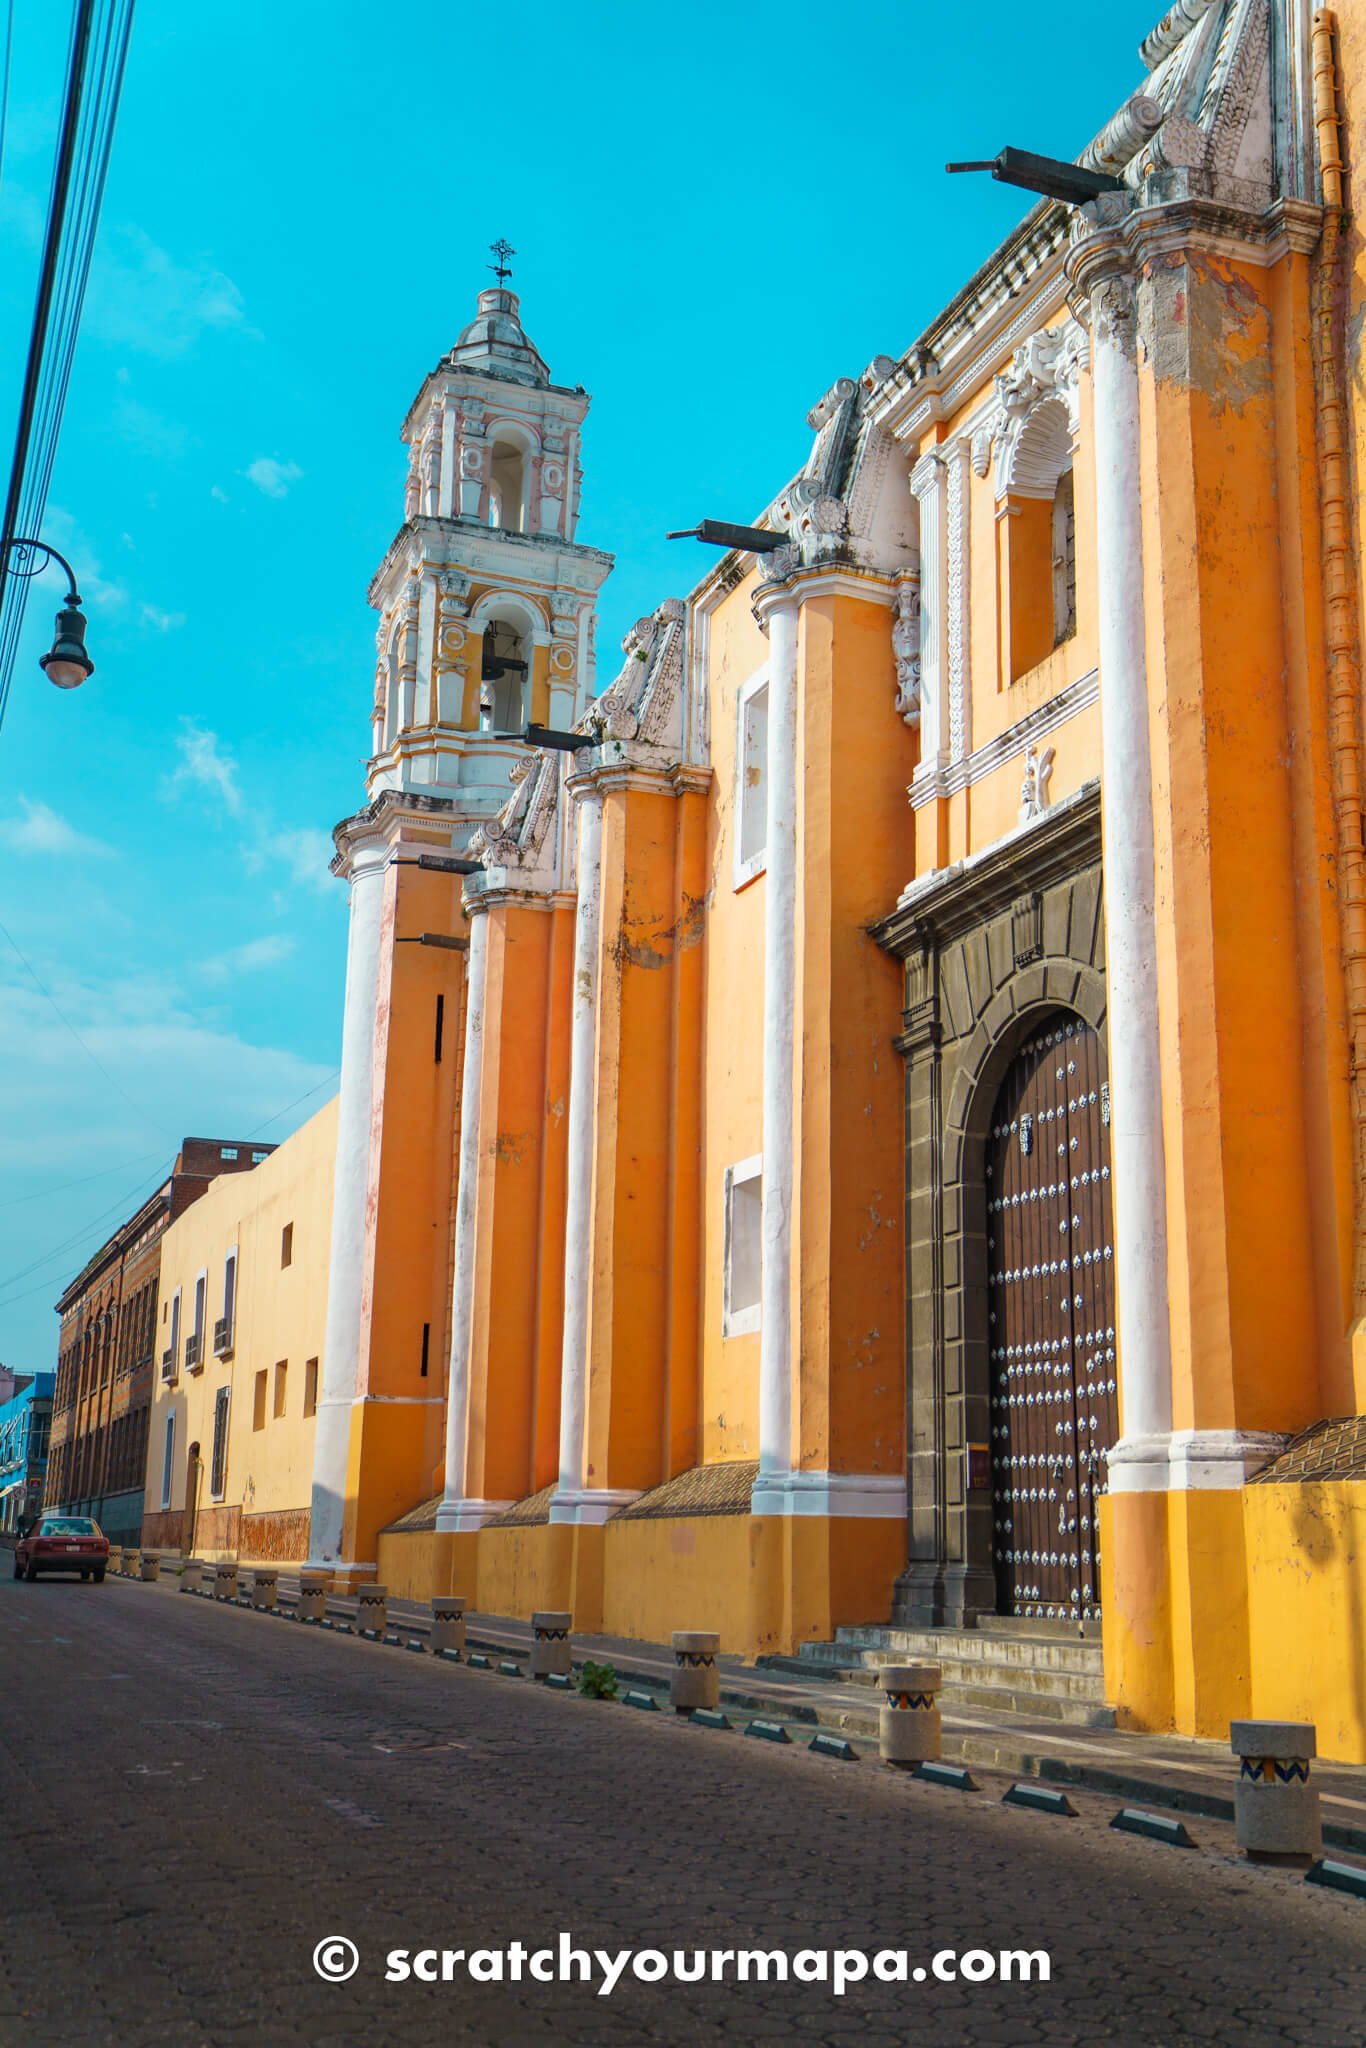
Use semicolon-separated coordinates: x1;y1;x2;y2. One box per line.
488;438;527;533
734;668;770;888
1051;465;1077;648
273;1360;288;1419
303;1357;319;1419
160;1412;175;1511
210;1387;230;1500
220;1146;238;1161
723;1155;763;1338
280;1223;293;1269
251;1150;268;1164
253;1370;268;1432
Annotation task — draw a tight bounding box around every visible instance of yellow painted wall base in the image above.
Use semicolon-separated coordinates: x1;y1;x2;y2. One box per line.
1103;1481;1366;1764
376;1511;904;1660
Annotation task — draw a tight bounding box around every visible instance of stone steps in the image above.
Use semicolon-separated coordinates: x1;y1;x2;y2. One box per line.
768;1621;1116;1730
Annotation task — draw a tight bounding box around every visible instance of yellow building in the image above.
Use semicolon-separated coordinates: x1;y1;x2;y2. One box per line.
146;1;1366;1766
141;1101;336;1562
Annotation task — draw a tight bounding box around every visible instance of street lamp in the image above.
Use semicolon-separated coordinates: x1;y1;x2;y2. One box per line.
2;536;95;688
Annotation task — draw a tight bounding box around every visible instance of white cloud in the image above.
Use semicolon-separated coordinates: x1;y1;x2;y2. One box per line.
210;484;230;504
199;933;296;984
244;826;336;895
84;226;259;359
163;721;243;815
243;456;302;500
0;799;114;860
139;602;186;632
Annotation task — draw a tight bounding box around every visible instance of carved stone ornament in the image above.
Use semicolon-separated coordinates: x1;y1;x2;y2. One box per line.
893;574;922;727
1088;271;1138;359
1018;744;1056;824
989;322;1089;497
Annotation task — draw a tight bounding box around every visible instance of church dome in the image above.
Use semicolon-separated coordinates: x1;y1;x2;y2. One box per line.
449;288;550;387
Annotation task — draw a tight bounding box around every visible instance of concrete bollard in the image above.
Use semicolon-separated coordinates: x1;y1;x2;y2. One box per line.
1231;1720;1322;1862
297;1571;328;1623
356;1585;388;1637
139;1552;161;1583
251;1569;278;1612
671;1631;721;1714
181;1559;204;1593
530;1611;573;1680
878;1663;944;1768
123;1549;141;1579
430;1595;467;1656
213;1561;239;1602
107;1546;123;1575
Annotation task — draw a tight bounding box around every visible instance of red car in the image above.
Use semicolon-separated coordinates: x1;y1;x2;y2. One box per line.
14;1514;109;1583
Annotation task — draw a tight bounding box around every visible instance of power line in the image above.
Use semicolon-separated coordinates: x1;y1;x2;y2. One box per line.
0;0;136;733
0;1147;164;1210
244;1070;339;1139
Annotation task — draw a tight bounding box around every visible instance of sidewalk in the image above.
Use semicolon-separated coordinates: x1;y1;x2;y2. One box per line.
184;1564;1366;1858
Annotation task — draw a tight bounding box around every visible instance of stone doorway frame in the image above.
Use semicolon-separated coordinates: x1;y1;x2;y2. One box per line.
873;782;1106;1628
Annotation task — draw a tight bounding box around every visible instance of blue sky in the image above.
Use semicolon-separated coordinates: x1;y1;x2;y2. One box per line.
0;0;1157;1366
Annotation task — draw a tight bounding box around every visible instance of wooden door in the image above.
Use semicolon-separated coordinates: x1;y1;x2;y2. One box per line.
986;1014;1118;1621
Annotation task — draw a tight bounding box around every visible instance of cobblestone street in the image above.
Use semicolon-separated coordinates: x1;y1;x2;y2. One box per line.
3;1573;1363;2047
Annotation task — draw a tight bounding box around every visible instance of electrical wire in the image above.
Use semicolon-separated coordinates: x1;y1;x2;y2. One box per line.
0;0;16;193
0;0;135;733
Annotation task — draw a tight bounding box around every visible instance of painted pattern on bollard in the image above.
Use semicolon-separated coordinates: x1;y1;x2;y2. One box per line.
123;1549;141;1579
1231;1720;1322;1862
251;1569;278;1611
213;1562;240;1602
878;1662;944;1768
429;1595;467;1656
139;1552;161;1583
180;1559;204;1594
671;1631;720;1714
356;1585;388;1637
531;1611;572;1680
297;1571;328;1623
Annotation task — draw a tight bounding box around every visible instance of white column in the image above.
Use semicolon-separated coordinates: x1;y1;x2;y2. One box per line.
550;780;604;1522
1086;263;1173;1490
307;848;385;1565
909;452;949;783
753;588;799;1511
435;902;492;1532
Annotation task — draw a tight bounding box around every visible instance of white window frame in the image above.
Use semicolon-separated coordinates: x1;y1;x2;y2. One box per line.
168;1287;182;1365
221;1246;237;1343
733;664;771;890
722;1153;763;1338
159;1411;175;1510
192;1269;207;1346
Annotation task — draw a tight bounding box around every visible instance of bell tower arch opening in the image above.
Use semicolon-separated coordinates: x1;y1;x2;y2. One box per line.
478;602;535;731
488;433;530;533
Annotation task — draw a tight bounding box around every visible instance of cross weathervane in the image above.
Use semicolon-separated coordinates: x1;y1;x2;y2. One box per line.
488;238;516;285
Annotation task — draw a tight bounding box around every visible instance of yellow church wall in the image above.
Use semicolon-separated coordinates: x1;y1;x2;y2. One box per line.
142;1097;337;1562
1138;248;1333;1444
697;573;769;1463
1242;1481;1366;1765
338;858;463;1575
794;592;912;1478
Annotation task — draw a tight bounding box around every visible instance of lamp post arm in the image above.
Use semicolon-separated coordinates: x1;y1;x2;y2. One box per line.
2;537;81;602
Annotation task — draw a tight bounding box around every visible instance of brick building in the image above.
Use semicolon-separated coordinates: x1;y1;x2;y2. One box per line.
45;1140;276;1543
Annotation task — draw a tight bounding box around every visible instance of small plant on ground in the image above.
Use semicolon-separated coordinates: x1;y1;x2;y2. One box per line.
578;1660;618;1700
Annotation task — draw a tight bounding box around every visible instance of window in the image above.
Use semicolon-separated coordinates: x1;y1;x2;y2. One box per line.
273;1361;288;1419
188;1271;207;1366
218;1249;237;1353
1051;465;1077;647
280;1223;293;1268
420;1323;430;1378
210;1387;230;1500
723;1155;763;1338
434;992;445;1064
220;1146;238;1161
253;1369;268;1432
251;1150;268;1164
303;1357;319;1419
167;1288;181;1365
160;1413;175;1511
734;668;770;887
480;618;529;731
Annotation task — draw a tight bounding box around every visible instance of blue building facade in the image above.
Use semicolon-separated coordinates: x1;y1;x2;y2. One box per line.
0;1373;54;1534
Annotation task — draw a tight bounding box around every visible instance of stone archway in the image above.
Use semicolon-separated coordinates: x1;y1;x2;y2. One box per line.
874;783;1106;1628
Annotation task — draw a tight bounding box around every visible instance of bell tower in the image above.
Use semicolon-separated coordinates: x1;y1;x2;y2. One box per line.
307;259;613;1578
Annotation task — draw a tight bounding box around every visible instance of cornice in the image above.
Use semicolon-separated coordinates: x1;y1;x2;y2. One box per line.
366;518;614;609
874;779;1102;956
910;667;1099;809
